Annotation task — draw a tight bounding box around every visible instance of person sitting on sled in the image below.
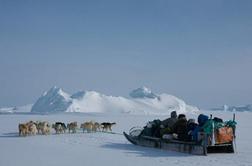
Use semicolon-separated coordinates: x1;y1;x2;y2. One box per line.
186;119;198;141
159;111;178;136
172;114;188;141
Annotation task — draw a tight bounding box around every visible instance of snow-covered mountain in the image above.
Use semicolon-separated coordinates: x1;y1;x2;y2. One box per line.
31;87;72;113
129;86;159;99
31;86;198;115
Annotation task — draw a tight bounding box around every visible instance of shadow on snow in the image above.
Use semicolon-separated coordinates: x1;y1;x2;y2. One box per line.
101;142;191;157
0;132;19;138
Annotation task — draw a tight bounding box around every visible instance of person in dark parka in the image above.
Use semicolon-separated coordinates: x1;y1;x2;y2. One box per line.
160;111;178;136
172;114;188;141
161;111;178;128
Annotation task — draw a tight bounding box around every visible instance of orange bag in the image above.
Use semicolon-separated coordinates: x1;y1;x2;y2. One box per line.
215;127;233;144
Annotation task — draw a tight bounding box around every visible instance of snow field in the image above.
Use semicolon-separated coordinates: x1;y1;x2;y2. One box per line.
0;111;251;166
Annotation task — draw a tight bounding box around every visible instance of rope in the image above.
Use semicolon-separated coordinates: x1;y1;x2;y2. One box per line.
76;128;123;135
97;131;123;135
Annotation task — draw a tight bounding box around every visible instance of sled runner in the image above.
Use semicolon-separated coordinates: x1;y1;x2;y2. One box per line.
124;114;236;155
123;131;208;155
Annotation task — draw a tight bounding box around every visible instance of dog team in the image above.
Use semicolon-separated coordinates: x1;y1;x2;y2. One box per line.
18;121;116;137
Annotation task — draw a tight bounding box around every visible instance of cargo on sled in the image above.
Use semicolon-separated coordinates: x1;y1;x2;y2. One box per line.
124;114;237;155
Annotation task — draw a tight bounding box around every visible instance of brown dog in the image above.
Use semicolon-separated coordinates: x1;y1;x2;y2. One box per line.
80;121;93;133
67;122;78;133
19;123;29;136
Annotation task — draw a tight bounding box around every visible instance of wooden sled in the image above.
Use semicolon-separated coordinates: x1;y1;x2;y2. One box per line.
123;132;234;155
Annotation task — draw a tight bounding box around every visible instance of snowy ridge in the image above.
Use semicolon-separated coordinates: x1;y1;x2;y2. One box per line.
31;86;199;115
0;104;32;113
211;104;252;112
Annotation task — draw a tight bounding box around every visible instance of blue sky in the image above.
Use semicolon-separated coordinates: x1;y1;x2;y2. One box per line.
0;0;251;108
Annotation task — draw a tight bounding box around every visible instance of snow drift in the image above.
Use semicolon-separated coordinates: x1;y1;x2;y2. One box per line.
31;86;198;115
211;104;252;112
0;104;32;114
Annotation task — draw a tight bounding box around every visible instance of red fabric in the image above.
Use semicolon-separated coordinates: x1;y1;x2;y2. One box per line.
215;127;233;144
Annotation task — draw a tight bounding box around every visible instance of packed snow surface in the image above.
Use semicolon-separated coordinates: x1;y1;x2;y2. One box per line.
0;111;251;166
31;86;198;115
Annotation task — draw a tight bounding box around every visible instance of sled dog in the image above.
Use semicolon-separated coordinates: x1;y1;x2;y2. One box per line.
101;122;116;132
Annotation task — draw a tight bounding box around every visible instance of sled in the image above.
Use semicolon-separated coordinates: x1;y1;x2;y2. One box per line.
123;132;234;155
123;113;236;155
